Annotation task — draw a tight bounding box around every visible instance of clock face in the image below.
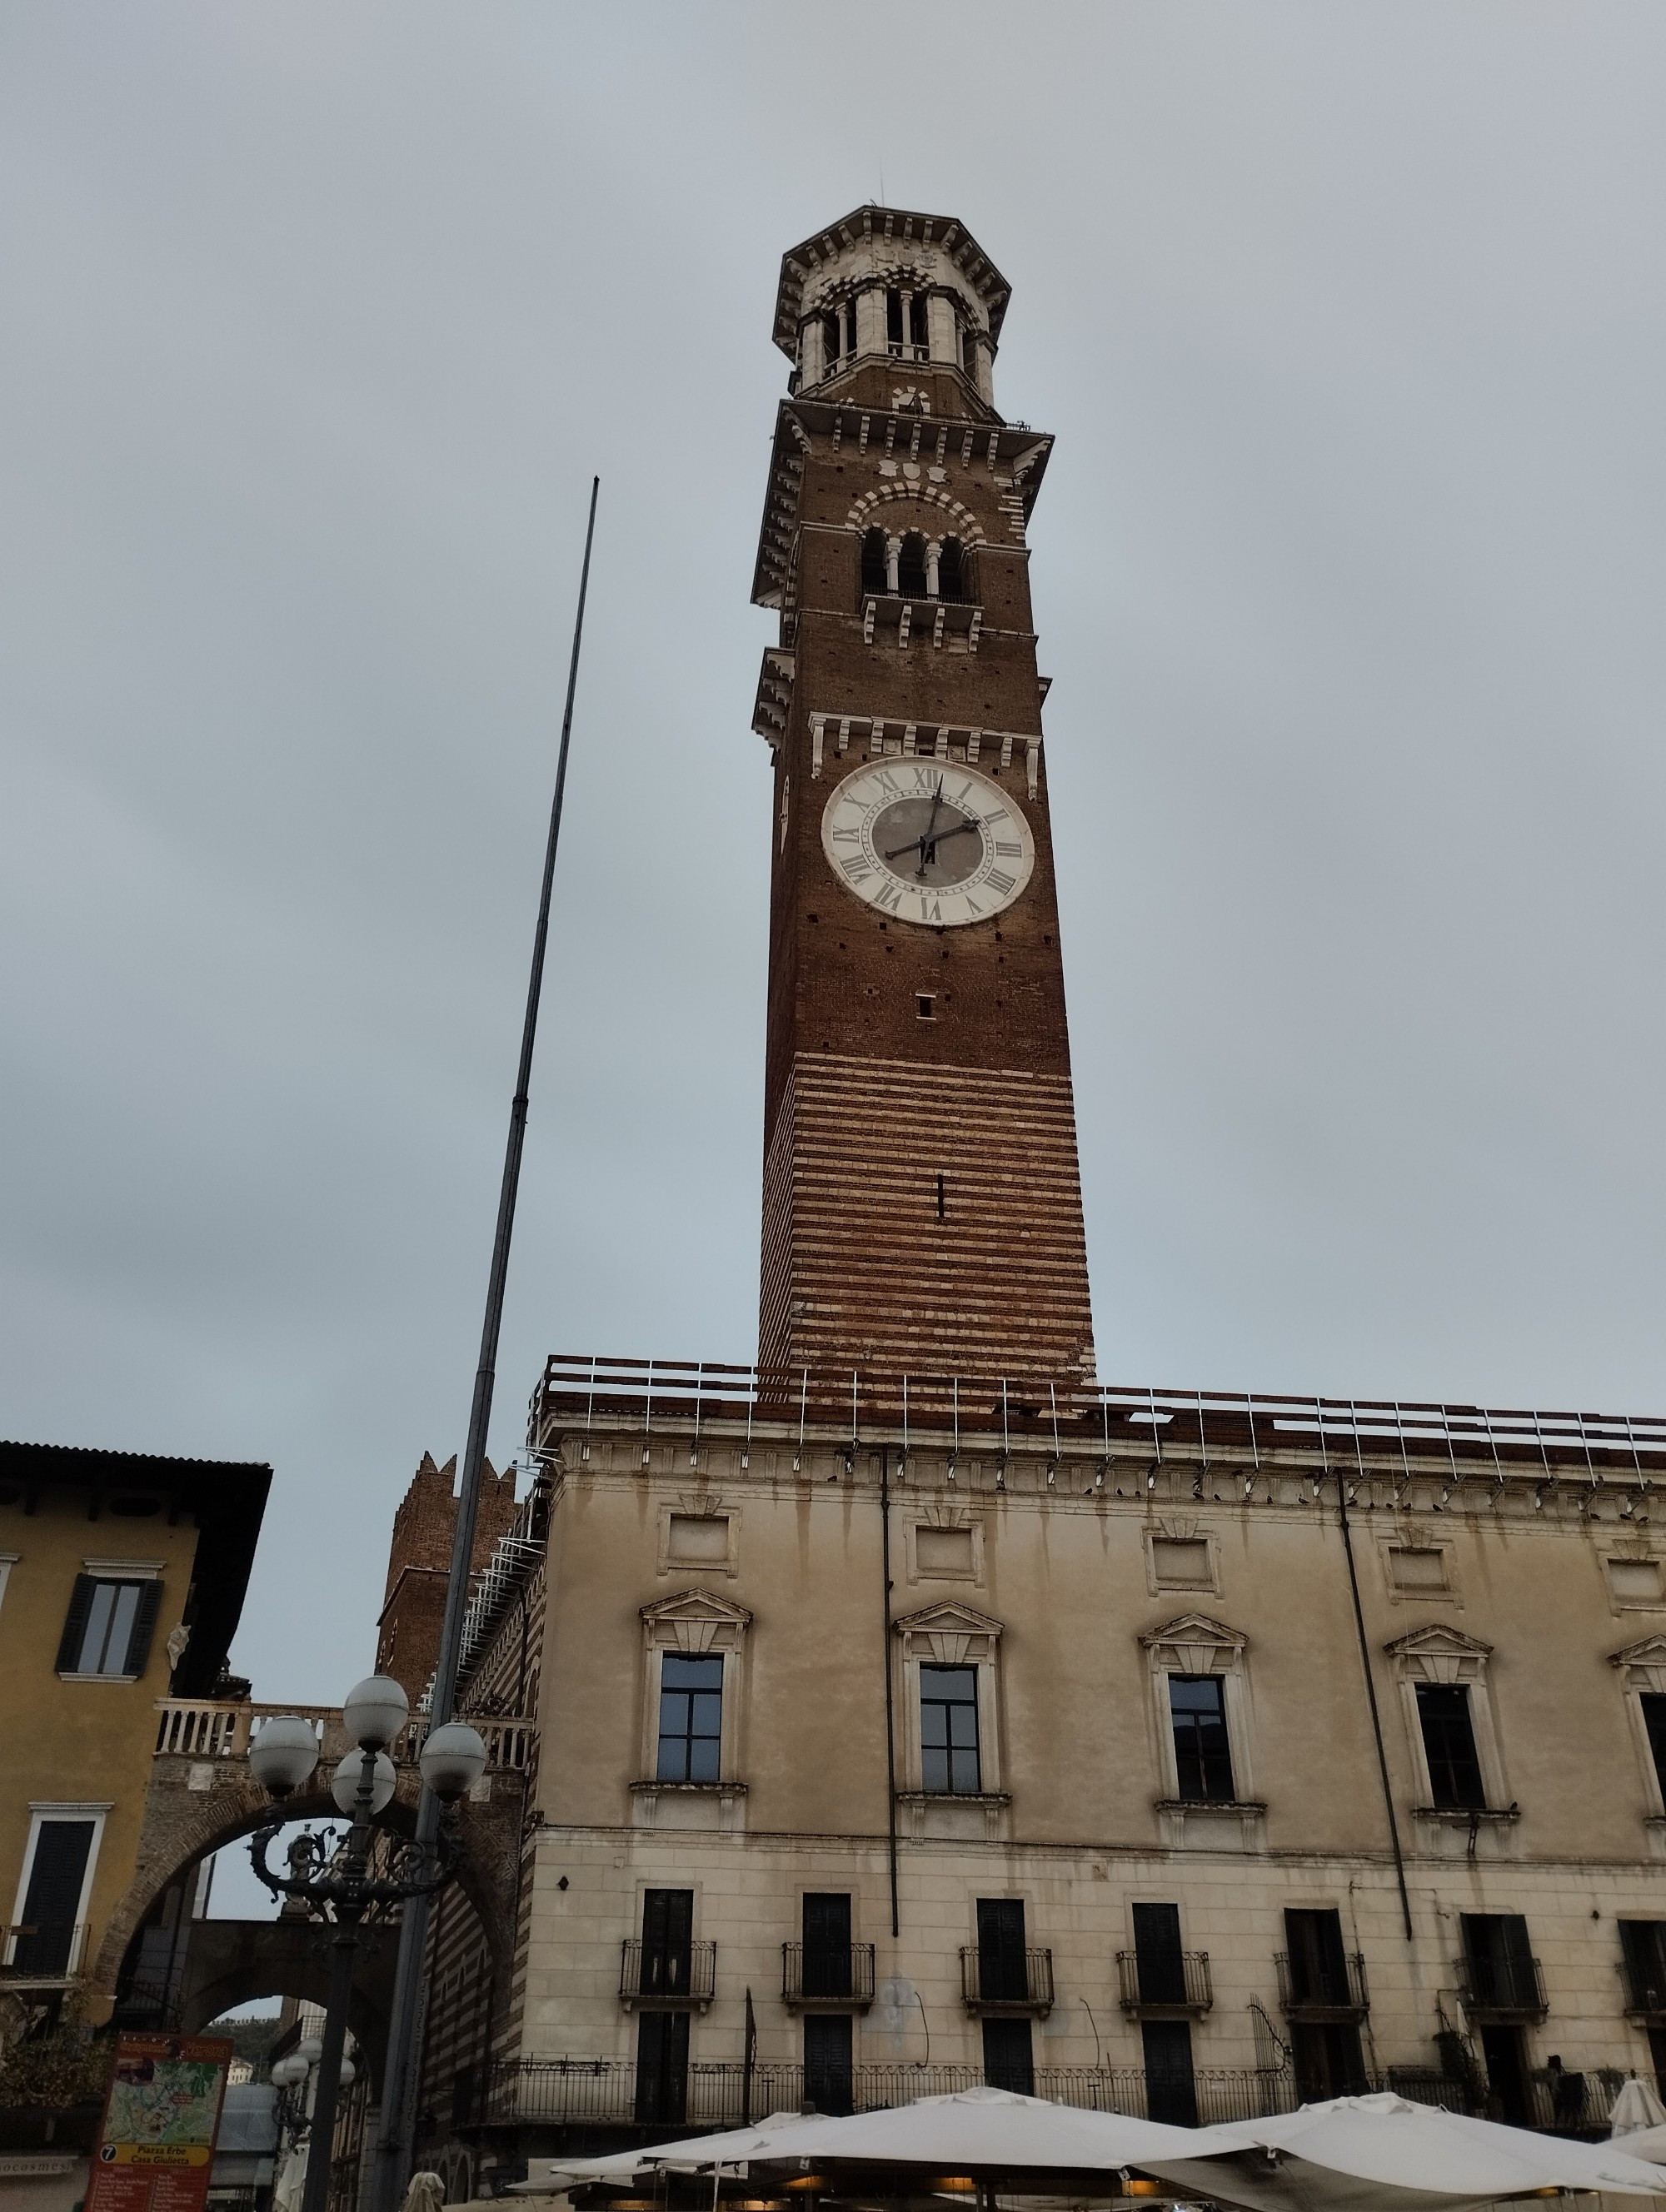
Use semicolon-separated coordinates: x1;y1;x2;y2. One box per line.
821;757;1036;927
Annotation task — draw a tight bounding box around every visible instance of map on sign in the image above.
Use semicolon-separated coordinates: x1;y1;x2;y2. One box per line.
105;2053;224;2150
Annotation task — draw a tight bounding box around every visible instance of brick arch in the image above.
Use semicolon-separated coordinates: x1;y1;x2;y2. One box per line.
97;1770;514;2003
846;484;986;544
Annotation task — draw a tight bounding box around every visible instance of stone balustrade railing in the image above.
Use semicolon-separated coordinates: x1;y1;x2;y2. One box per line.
154;1701;535;1776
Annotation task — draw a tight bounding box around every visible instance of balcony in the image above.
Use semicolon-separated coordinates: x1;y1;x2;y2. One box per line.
1276;1950;1369;2021
1116;1950;1213;2017
476;2057;1295;2130
960;1946;1053;2017
859;595;983;654
2;1922;88;1984
1456;1953;1547;2021
781;1941;875;2012
619;1939;715;2013
1622;1956;1666;2022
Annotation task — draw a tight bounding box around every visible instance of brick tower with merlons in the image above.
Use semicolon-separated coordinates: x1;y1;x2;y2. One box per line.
752;205;1095;1386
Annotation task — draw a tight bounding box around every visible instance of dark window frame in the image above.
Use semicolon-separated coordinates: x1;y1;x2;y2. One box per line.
920;1662;981;1795
656;1653;722;1784
56;1574;162;1680
1168;1674;1235;1802
1416;1681;1487;1809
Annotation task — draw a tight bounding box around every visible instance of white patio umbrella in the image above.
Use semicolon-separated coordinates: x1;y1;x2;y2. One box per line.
1611;2077;1666;2140
1141;2091;1666;2212
515;2085;1205;2193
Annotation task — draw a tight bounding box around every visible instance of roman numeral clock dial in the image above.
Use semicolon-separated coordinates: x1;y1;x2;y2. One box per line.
820;759;1036;927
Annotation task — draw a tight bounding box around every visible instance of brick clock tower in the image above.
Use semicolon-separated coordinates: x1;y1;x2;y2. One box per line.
751;206;1095;1387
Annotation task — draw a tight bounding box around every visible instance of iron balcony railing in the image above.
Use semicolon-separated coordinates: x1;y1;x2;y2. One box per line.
1116;1949;1213;2015
781;1941;876;2010
474;2058;1299;2130
1276;1950;1370;2020
959;1946;1053;2015
619;1940;716;2010
1622;1956;1666;2020
454;2055;1643;2135
2;1922;88;1980
1456;1953;1547;2020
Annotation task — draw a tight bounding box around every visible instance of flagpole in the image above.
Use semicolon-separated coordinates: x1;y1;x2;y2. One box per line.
368;477;600;2212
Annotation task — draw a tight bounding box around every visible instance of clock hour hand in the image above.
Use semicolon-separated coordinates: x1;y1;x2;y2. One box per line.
880;813;982;863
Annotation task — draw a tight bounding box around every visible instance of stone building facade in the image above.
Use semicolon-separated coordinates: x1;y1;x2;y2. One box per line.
400;209;1666;2196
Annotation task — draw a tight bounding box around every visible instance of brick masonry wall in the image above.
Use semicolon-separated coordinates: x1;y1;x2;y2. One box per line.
758;397;1095;1379
376;1453;519;1700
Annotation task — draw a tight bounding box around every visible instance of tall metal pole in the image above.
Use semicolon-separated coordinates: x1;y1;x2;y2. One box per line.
369;479;600;2212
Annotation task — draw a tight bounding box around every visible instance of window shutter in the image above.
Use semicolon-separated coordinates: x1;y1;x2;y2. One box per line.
56;1576;96;1674
125;1581;163;1678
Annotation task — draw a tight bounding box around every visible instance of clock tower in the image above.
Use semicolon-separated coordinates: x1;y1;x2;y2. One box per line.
751;205;1095;1387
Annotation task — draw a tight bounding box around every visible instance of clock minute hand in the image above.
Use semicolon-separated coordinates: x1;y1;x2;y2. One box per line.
880;815;983;863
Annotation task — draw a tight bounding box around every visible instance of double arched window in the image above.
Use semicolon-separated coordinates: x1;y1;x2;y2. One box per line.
858;526;977;605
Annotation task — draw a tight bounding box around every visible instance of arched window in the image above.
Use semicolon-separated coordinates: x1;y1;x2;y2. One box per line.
938;537;967;604
885;290;905;351
860;529;889;598
897;532;929;599
909;291;929;350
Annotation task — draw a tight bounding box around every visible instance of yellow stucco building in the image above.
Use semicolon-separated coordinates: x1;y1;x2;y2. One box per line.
0;1441;269;2035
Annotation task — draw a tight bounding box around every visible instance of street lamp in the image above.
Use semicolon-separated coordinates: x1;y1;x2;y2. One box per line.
247;1677;486;2212
270;2040;357;2174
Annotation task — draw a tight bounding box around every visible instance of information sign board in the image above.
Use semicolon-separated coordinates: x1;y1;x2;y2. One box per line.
84;2034;233;2212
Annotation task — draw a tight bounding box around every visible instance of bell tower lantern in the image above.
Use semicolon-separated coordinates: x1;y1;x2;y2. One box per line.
751;207;1095;1387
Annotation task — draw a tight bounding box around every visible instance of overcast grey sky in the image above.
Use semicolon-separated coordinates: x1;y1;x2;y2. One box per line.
4;3;1666;1703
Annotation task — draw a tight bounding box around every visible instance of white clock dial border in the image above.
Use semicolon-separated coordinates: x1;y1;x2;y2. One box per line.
820;757;1038;930
806;713;1041;801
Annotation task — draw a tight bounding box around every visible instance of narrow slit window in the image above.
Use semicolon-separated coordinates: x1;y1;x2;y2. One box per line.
820;311;841;371
885;289;904;350
935;1173;946;1220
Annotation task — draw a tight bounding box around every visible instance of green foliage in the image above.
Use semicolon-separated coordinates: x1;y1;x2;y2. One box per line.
0;2005;112;2112
1434;2027;1486;2110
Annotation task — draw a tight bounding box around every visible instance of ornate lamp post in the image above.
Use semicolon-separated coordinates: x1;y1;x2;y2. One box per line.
248;1676;486;2212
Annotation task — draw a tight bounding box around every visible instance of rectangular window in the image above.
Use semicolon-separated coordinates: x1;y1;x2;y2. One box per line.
640;1888;694;1998
57;1575;162;1679
1131;1902;1187;2009
1141;2020;1197;2127
1284;1907;1351;2008
12;1819;96;1976
1642;1693;1666;1797
1461;1912;1536;2012
804;2013;854;2115
1169;1676;1234;1801
1416;1682;1486;1808
656;1654;721;1782
1620;1921;1666;2014
802;1893;853;2000
635;2010;689;2125
1292;2021;1367;2101
1610;1559;1665;1605
981;2016;1033;2095
975;1897;1027;2004
920;1663;980;1794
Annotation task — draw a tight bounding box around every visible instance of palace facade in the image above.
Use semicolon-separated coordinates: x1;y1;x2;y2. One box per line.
392;208;1666;2201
